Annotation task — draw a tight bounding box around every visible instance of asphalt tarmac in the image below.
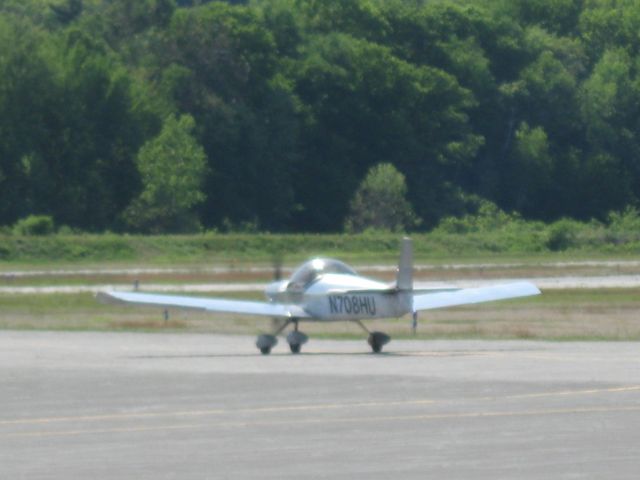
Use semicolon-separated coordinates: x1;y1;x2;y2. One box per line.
1;331;639;479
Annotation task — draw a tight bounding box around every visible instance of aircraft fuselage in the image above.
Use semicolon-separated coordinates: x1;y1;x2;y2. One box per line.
265;273;411;321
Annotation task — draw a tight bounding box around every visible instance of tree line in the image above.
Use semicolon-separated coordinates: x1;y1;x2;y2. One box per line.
1;0;639;233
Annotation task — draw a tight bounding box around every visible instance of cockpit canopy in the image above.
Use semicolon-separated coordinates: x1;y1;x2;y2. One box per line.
288;258;357;289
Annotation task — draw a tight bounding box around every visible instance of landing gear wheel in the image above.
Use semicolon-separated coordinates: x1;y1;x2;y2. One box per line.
256;334;278;355
368;332;391;354
286;330;308;354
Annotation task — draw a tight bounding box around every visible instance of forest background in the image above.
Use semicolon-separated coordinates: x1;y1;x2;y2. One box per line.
2;0;640;241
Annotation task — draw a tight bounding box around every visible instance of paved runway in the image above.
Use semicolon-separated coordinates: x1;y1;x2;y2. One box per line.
1;332;639;479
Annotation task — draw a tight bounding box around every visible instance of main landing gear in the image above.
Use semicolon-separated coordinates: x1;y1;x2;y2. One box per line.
256;319;308;355
355;320;390;353
255;319;391;355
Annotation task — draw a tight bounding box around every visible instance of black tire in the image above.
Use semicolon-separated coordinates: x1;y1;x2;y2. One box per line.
368;332;389;353
260;347;271;355
289;343;301;354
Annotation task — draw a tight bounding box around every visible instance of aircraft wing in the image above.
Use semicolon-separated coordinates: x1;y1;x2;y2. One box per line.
97;291;310;318
412;281;540;311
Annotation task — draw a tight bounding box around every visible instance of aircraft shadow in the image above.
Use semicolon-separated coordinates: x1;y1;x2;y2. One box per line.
127;351;477;359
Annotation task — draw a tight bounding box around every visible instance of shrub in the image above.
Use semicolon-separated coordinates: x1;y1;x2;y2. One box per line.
433;200;522;234
608;207;640;236
57;225;78;235
545;219;580;251
13;215;55;236
344;163;420;233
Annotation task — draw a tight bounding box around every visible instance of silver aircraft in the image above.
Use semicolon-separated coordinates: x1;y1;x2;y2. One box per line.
98;238;540;354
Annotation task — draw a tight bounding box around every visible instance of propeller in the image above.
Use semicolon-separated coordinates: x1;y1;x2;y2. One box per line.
272;253;283;281
271;251;285;329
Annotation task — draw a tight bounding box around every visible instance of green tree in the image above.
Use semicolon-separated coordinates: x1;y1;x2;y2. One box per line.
56;31;152;229
290;32;481;230
50;0;83;25
0;16;58;225
344;163;420;233
506;0;583;35
5;0;640;233
579;0;640;60
123;114;207;233
577;48;640;216
0;17;152;230
162;3;300;231
504;122;554;214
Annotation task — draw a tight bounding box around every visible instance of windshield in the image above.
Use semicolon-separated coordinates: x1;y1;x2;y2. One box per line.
289;258;357;288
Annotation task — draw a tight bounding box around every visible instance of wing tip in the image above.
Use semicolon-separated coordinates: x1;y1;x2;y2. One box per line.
518;281;542;296
96;291;124;306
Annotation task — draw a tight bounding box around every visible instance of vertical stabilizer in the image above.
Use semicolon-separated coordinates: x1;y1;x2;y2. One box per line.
396;237;413;290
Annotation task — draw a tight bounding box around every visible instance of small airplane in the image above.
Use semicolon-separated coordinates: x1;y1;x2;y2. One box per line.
97;238;540;354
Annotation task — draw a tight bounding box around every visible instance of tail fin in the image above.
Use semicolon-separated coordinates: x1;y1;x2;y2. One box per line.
396;237;413;291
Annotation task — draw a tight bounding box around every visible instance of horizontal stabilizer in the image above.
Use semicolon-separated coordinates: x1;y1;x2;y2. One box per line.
97;291;310;318
412;281;540;311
